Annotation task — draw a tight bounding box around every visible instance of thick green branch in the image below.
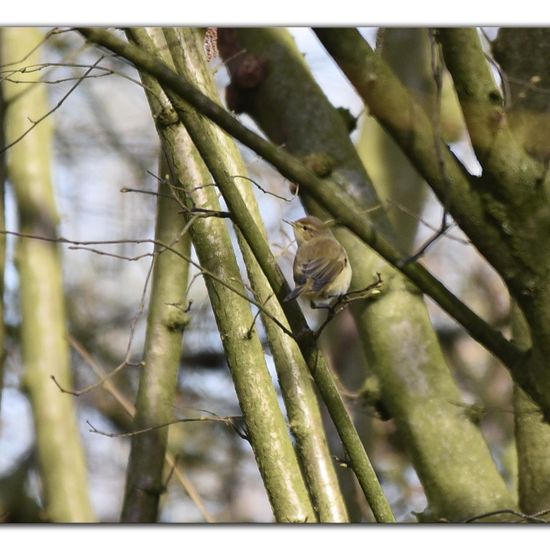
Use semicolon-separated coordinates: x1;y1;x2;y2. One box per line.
140;27;393;522
121;155;192;522
312;28;548;299
221;27;515;520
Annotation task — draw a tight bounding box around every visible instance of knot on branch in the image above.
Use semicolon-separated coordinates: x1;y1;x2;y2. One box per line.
217;30;269;114
164;302;191;332
223;55;270;114
155;105;179;128
302;152;335;178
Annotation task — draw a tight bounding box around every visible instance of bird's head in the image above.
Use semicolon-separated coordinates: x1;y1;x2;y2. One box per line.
284;216;332;245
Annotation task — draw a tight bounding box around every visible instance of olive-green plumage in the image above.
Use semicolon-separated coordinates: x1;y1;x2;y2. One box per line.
284;216;352;304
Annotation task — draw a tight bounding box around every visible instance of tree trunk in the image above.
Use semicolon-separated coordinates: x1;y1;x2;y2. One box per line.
121;155;192;522
2;27;95;522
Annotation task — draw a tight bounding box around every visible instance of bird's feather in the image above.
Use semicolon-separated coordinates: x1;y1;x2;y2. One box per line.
293;237;345;295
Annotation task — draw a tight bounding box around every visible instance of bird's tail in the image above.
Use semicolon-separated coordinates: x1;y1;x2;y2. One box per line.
283;285;305;302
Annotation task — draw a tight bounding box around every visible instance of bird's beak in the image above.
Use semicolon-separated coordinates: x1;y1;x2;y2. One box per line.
282;219;296;227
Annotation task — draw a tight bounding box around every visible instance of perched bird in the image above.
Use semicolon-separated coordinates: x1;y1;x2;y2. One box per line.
284;216;352;305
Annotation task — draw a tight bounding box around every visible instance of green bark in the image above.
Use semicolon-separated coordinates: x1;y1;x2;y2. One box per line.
314;28;545;291
2;28;95;522
76;27;524;381
358;28;463;252
128;27;317;523
511;304;550;514
358;54;428;250
149;36;395;523
492;30;550;516
438;28;539;204
219;27;515;520
120;155;192;522
162;27;348;522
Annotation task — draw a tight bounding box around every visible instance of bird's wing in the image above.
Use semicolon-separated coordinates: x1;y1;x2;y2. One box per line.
294;238;346;292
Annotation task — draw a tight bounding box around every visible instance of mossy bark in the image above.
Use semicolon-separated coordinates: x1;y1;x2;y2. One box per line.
2;28;95;522
492;29;550;515
147;29;394;521
75;28;523;397
313;27;550;423
358;28;463;253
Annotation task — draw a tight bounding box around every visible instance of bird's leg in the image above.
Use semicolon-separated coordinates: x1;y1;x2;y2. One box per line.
312;297;349;340
313;307;338;340
312;274;384;341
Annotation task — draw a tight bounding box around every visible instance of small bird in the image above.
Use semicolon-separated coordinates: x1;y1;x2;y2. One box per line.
284;216;352;305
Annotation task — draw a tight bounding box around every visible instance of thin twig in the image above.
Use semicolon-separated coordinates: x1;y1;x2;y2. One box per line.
0;70;113;85
121;186;231;219
68;335;215;523
52;255;155;396
0;56;104;155
86;413;244;439
313;273;383;339
0;28;70;69
386;198;470;245
464;507;550;524
231;174;297;202
0;228;297;342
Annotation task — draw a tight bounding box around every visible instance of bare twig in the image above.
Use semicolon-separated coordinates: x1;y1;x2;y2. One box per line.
464;507;550;524
52;255;155;396
68;335;215;523
121;185;232;219
0;56;104;155
86;413;244;439
0;28;71;69
0;228;297;342
231;174;297;202
312;273;383;339
386;198;470;245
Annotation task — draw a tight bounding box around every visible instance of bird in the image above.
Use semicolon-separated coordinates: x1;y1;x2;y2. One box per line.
283;216;352;305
